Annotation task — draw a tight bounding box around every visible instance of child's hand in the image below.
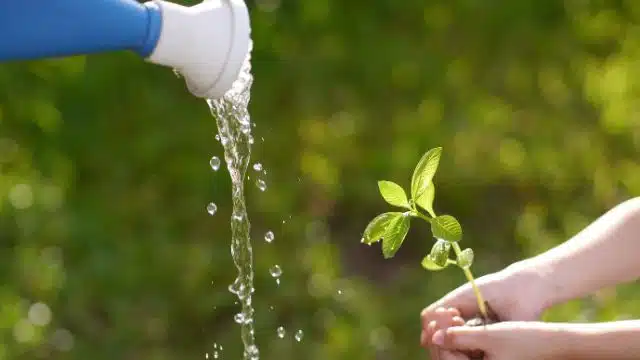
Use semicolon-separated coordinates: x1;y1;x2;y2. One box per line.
432;321;567;360
420;264;547;351
423;307;466;360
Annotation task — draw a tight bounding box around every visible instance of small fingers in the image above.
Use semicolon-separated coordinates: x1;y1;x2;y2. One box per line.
423;307;462;329
433;325;492;352
422;306;461;328
420;320;437;348
421;307;465;349
451;316;465;326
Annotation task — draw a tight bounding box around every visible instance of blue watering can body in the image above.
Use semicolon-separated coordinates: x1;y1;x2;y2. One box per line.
0;0;252;99
0;0;162;61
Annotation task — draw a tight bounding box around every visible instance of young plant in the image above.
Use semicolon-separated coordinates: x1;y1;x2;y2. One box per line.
361;147;490;321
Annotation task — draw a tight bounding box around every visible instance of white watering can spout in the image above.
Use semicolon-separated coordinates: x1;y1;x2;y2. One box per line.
148;0;251;99
0;0;251;99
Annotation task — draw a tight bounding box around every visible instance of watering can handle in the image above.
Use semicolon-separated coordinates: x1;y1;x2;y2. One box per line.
0;0;251;99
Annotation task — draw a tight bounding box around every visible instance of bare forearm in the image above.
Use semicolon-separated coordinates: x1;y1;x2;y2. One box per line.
558;320;640;360
523;197;640;308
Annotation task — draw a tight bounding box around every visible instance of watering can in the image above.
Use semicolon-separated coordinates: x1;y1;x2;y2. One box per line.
0;0;251;99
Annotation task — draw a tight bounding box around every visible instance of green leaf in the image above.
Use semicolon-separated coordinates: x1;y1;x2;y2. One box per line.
421;255;446;271
415;180;435;217
429;239;451;267
381;213;411;259
410;147;442;201
361;212;399;245
431;215;463;242
458;248;474;268
377;180;410;208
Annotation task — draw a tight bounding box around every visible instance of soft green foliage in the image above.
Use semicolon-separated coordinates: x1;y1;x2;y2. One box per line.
364;147;488;317
361;212;400;245
415;181;436;217
458;248;474;269
431;215;463;243
411;147;442;201
2;1;640;359
421;255;446;271
377;181;410;209
380;213;411;259
429;239;451;268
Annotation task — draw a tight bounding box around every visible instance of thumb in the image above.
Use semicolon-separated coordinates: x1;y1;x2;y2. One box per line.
432;326;493;352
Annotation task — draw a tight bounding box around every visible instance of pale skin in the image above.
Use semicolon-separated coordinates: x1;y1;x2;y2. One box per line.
420;196;640;359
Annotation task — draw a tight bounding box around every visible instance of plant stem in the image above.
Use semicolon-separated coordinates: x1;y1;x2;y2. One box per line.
412;208;489;320
412;211;432;223
451;242;488;320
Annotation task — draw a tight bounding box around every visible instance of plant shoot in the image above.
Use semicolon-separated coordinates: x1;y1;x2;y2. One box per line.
361;147;489;320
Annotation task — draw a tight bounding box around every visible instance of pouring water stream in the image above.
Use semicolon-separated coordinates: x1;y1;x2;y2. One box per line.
206;43;259;359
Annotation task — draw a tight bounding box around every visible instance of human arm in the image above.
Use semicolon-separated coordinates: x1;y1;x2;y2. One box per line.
519;196;640;309
561;320;640;359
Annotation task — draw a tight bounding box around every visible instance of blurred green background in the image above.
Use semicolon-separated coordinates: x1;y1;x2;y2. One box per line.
1;0;640;359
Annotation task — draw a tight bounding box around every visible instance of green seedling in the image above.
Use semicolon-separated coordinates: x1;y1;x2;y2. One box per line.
361;147;489;321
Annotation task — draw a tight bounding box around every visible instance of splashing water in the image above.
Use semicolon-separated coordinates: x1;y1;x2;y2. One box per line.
207;202;218;216
210;156;221;171
255;179;267;192
269;265;282;278
206;43;260;360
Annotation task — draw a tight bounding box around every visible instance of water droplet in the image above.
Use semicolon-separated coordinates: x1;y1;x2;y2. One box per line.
294;330;304;342
256;179;267;192
210;156;221;171
215;134;221;142
245;345;259;360
277;326;286;338
264;231;274;243
269;265;282;278
220;137;229;146
241;124;251;135
213;352;219;359
173;68;182;78
207;203;217;215
234;313;245;324
253;163;263;172
205;353;209;359
248;136;254;145
337;290;343;295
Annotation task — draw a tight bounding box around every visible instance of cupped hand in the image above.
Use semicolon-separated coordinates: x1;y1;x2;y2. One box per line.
431;321;567;360
420;262;549;358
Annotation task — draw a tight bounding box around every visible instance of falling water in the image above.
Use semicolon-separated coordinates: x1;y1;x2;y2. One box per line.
206;42;259;359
